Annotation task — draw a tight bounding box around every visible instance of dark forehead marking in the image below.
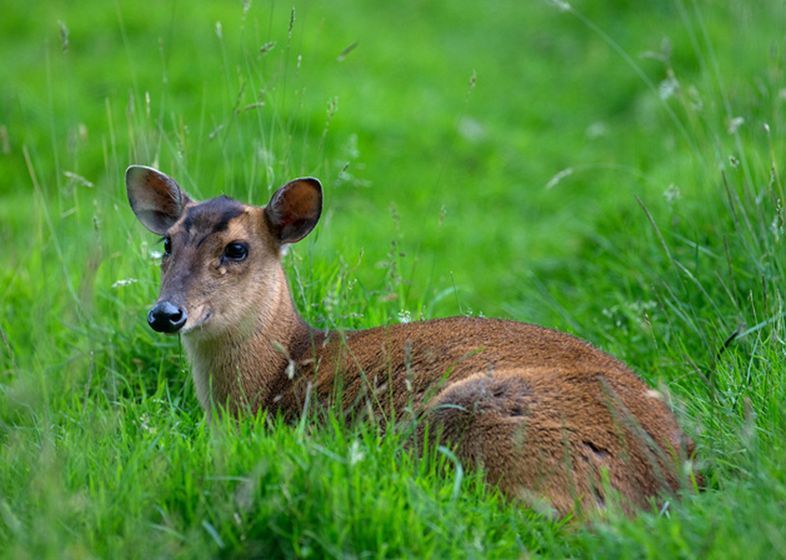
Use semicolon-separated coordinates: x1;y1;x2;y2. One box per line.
182;196;245;236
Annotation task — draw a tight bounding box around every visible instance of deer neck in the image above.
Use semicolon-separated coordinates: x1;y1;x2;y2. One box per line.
182;265;317;415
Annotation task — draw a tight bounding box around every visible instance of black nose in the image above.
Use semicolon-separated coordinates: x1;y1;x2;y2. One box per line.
147;301;187;333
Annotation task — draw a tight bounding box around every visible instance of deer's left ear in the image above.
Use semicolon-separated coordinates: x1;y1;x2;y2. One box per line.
125;165;192;235
264;177;323;244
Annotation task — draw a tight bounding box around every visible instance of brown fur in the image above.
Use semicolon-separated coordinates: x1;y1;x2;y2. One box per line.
126;166;695;517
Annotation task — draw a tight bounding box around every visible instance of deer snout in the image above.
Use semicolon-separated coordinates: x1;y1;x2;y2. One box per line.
148;301;187;333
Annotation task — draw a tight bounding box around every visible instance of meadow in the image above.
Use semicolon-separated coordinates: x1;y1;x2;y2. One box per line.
1;0;786;557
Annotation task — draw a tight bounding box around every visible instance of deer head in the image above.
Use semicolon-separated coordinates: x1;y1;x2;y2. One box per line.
126;165;322;342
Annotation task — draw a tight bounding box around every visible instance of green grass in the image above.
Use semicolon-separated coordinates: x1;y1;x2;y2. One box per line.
2;0;786;557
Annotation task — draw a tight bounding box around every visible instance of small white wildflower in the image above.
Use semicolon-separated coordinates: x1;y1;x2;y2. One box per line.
771;215;782;241
256;147;275;166
628;300;657;313
348;440;365;466
663;184;681;203
397;310;412;324
658;76;679;100
458;117;486;142
112;278;138;288
687;85;703;111
601;305;623;328
138;413;155;434
323;293;338;313
585;121;607;139
727;116;745;134
344;133;360;159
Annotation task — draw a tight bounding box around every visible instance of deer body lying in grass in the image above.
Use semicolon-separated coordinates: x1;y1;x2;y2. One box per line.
126;165;694;516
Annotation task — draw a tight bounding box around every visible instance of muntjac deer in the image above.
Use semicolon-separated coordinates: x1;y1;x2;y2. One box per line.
126;165;694;516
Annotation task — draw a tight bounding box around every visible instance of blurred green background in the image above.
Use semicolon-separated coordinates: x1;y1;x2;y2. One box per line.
4;0;779;319
2;0;786;557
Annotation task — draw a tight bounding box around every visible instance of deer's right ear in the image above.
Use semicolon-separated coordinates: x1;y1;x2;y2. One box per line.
125;165;191;235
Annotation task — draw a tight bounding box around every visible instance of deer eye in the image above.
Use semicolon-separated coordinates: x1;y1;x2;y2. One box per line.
223;241;248;261
163;236;172;256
